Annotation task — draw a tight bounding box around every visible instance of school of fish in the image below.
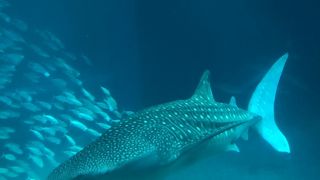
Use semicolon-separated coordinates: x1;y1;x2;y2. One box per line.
0;1;123;179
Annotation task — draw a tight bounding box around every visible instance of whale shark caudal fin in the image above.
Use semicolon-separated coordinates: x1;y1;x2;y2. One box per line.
248;53;290;153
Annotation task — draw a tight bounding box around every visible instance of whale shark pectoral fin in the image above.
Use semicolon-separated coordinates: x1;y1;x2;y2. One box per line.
226;143;240;153
240;129;249;141
89;151;163;180
248;53;290;153
191;70;215;102
118;149;161;171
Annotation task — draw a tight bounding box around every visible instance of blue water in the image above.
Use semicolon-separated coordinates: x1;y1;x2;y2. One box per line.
1;0;319;179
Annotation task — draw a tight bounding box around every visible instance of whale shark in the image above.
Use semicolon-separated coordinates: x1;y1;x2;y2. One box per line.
48;54;290;180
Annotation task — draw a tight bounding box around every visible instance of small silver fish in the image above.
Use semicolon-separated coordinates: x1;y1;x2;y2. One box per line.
65;134;76;146
46;136;61;145
2;153;16;161
81;88;95;101
9;166;25;173
86;128;101;137
96;122;111;130
70;120;88;131
4;143;23;155
28;154;43;168
30;129;44;141
0;110;20;119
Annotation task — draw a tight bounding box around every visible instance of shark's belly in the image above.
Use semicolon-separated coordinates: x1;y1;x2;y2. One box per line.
48;129;161;180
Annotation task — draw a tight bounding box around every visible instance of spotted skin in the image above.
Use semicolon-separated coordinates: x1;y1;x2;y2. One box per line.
47;71;260;180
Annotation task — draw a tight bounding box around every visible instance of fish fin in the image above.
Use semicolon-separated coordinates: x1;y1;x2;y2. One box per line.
241;129;249;141
79;151;161;180
248;53;290;153
191;70;214;101
124;151;160;170
226;143;240;152
181;122;242;156
229;96;238;107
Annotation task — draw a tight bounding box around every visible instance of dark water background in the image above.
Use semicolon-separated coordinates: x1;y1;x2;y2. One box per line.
8;0;320;179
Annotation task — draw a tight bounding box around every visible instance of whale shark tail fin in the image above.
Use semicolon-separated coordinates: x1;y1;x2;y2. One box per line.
248;53;290;153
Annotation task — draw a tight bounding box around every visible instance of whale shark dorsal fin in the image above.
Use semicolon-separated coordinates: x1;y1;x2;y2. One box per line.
191;70;215;102
229;96;238;107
